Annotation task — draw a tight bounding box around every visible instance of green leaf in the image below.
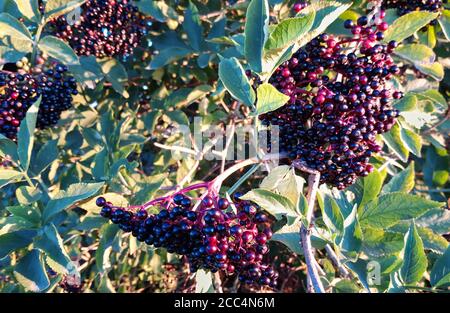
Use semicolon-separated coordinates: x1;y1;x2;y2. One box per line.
271;224;327;255
6;204;41;225
255;83;290;115
358;169;383;211
384;11;439;43
182;1;203;51
99;58;129;98
317;192;344;234
43;182;105;222
17;96;41;171
264;11;315;52
430;246;450;288
34;224;77;275
394;94;417;112
438;10;450;40
241;188;298;224
218;57;256;107
31;139;59;174
16;0;41;22
339;206;363;260
44;0;85;21
0;169;23;188
14;249;50;292
148;47;192;69
0;133;18;161
38;35;79;66
399;223;427;285
395;44;435;65
95;223;119;273
415;62;445;81
244;0;269;73
165;85;212;109
0;13;33;42
296;1;351;49
135;0;174;22
382;123;409;162
0;230;36;259
382;162;415;194
259;165;291;190
360;193;443;229
277;169;305;207
400;128;422;157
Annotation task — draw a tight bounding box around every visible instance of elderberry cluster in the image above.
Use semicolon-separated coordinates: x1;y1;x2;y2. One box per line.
48;0;150;58
381;0;446;24
0;61;78;140
260;13;402;189
96;192;278;287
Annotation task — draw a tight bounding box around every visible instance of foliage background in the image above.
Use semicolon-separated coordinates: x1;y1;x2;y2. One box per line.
0;0;449;293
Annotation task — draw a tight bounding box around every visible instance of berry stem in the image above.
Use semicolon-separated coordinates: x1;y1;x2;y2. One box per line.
293;160;325;293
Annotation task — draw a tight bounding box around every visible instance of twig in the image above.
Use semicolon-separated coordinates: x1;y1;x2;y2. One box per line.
325;244;350;278
293;160;325;293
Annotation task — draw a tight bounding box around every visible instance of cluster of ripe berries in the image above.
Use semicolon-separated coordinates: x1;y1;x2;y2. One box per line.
260;13;402;189
381;1;446;25
96;192;278;287
48;0;150;57
0;60;78;140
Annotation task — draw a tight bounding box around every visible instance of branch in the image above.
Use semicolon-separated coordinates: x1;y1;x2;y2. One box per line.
325;244;351;278
293;160;325;293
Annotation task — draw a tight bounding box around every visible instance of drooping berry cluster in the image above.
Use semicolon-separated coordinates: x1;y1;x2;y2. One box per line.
96;191;278;287
0;61;78;140
48;0;150;58
260;13;402;189
381;0;446;24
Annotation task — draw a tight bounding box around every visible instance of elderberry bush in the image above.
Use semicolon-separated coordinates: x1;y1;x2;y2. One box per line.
48;0;150;58
0;60;78;140
96;192;278;287
260;13;402;189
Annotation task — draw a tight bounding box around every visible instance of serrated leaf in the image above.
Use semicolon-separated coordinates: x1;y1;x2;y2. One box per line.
0;230;36;259
255;83;290;116
14;249;50;292
400;128;422;157
0;133;18;161
430;246;450;288
182;1;203;51
7;204;41;225
358;169;383;211
31;139;59;175
265;11;315;52
382;123;409;162
382;162;415;194
17;96;41;171
241;188;298;224
317;192;344;234
38;35;79;66
259;165;290;190
277;169;305;206
416;62;444;81
399;223;427;285
359;193;443;229
43;182;105;222
339;206;363;260
244;0;269;73
34;224;77;275
218;57;256;107
384;11;439;43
